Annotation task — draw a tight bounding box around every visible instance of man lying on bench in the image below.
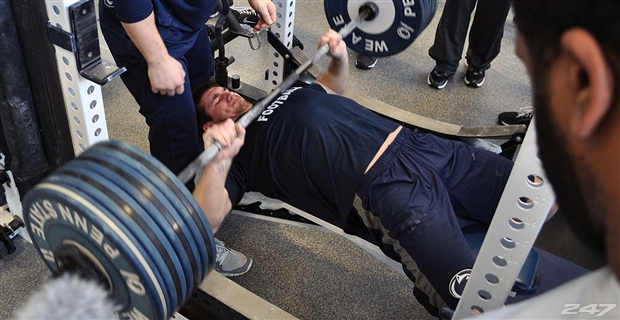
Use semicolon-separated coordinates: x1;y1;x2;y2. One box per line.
192;29;513;317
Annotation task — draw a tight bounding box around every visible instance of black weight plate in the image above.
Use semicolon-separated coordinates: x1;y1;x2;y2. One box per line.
325;0;427;57
44;172;176;318
57;161;189;308
79;145;204;293
102;140;215;276
23;178;167;320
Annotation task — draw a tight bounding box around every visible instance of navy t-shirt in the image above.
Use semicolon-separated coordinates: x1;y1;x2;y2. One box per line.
101;0;216;42
226;84;399;225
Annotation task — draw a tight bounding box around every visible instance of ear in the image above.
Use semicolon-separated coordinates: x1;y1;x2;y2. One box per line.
561;28;614;138
202;121;214;132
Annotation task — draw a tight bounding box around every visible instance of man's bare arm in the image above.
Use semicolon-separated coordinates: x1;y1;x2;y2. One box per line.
193;119;245;233
316;29;350;95
121;12;186;96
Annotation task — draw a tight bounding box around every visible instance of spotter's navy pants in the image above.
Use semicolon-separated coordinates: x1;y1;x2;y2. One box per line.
99;5;213;176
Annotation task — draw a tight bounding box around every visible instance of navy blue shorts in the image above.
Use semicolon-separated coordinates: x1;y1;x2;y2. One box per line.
355;128;512;313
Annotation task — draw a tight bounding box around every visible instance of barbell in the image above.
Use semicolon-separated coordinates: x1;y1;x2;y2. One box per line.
23;1;437;319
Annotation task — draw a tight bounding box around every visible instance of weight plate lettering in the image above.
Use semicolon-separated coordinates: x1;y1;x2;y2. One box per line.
324;0;437;57
24;182;167;320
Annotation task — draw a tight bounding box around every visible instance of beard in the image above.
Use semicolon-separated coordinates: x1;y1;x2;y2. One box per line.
233;97;253;119
533;83;608;257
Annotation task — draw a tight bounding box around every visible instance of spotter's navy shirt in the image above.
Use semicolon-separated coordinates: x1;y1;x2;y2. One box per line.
226;84;399;225
100;0;216;42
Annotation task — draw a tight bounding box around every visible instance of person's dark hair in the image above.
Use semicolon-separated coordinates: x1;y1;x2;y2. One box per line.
192;81;220;134
512;0;620;108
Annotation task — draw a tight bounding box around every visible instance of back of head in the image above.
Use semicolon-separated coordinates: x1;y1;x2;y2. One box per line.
513;0;620;75
513;0;620;258
513;0;620;132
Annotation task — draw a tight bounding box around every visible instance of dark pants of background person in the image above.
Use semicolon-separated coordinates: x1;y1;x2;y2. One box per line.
99;15;213;177
429;0;512;74
355;128;513;315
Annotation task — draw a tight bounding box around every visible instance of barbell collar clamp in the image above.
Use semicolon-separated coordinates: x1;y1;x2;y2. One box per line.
359;2;379;21
53;244;111;292
7;215;24;234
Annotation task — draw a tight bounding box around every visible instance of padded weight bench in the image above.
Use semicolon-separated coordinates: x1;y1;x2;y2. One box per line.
232;191;540;296
220;69;540;301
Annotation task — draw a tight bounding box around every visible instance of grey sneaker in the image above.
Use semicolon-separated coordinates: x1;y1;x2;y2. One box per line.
213;238;253;277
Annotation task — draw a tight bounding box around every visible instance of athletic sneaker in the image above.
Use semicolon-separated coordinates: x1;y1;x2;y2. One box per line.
498;106;534;126
355;55;378;70
464;66;485;88
214;238;253;277
231;7;260;28
427;68;453;90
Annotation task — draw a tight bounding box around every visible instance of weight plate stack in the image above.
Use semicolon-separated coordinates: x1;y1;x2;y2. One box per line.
22;140;217;320
78;146;201;293
84;143;210;283
56;161;189;308
105;140;216;276
52;171;179;315
24;177;168;320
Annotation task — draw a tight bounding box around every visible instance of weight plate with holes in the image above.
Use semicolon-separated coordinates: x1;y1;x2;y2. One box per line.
23;178;168;320
44;172;177;315
324;0;437;57
103;140;216;275
56;160;189;308
79;144;206;288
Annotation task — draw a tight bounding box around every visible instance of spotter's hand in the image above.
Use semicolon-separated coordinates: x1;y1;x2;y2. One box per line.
318;29;347;61
148;54;186;96
248;0;277;32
